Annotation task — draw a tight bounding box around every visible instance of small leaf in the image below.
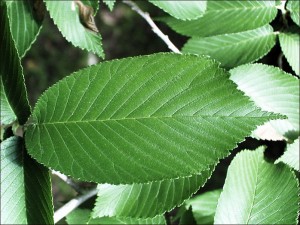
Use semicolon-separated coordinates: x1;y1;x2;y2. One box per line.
275;138;299;171
7;0;43;58
185;189;221;225
230;64;299;138
182;25;276;68
214;147;299;224
0;78;16;126
287;0;300;26
158;0;277;37
149;1;207;21
0;3;31;125
25;53;279;184
92;168;213;218
103;0;115;11
279;29;300;76
66;208;166;225
45;0;104;58
1;137;54;224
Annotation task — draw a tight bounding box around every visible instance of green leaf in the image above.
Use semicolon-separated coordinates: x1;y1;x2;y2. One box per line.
185;189;221;225
0;78;16;126
84;0;99;14
66;208;166;225
179;206;197;225
7;0;42;58
103;0;115;11
279;29;300;76
182;25;276;68
275;139;299;171
149;1;207;21
214;147;299;224
92;168;212;218
25;53;279;184
0;4;31;125
158;1;277;37
45;0;104;58
230;64;299;138
1;137;54;224
287;0;300;26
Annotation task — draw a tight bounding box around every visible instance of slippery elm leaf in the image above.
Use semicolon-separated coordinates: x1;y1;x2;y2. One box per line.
103;0;115;11
214;147;299;224
0;78;16;125
287;0;300;26
182;25;276;68
158;0;277;37
92;167;213;218
25;53;279;185
149;1;207;21
275;139;299;171
44;0;104;58
0;4;31;125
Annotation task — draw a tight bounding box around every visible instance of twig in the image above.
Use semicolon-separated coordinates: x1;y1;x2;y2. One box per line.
54;187;98;223
52;170;83;194
123;0;181;54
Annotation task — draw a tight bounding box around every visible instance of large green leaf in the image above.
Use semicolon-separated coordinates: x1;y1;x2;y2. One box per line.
230;64;299;138
182;25;276;68
25;53;279;184
66;208;166;225
214;147;299;224
0;4;31;125
287;0;300;26
7;0;42;58
149;1;207;21
279;29;300;76
45;0;104;58
1;137;54;224
92;168;212;218
158;0;277;37
0;78;16;126
184;189;221;225
275;138;299;171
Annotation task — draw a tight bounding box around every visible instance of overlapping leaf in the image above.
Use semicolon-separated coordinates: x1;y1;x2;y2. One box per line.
149;1;207;21
182;25;276;68
7;0;43;58
0;4;31;125
1;137;54;224
66;208;166;224
103;0;115;11
0;78;16;125
92;168;212;218
25;54;279;185
184;189;221;225
287;0;300;26
84;0;99;14
158;0;277;37
276;139;299;171
214;147;299;224
230;64;299;139
279;29;300;76
45;1;104;58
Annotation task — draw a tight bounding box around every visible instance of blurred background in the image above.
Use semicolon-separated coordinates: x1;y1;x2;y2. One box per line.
21;1;292;224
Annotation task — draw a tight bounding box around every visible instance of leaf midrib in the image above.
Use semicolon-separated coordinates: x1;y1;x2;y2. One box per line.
32;114;274;126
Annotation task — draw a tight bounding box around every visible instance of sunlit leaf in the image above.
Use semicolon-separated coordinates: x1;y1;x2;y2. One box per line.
275;138;299;171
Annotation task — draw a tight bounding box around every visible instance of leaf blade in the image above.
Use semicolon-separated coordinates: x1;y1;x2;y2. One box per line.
275;139;300;171
182;25;276;68
25;54;279;184
214;147;299;224
287;0;300;26
0;78;16;125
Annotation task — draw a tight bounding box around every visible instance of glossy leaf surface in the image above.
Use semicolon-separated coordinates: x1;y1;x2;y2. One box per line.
158;0;277;37
230;64;299;136
279;30;300;76
0;4;31;125
7;0;42;58
45;0;104;58
275;139;299;171
214;148;299;224
93;168;212;218
182;25;276;68
25;54;278;184
149;1;207;21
